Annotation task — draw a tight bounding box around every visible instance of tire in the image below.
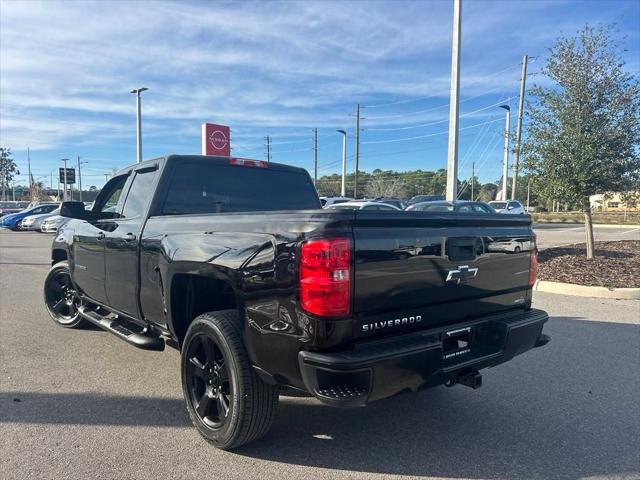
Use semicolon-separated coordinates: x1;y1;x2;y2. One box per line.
181;310;279;449
43;260;87;328
514;246;521;253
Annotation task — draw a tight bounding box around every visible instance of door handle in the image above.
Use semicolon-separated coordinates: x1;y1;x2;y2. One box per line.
123;233;136;241
96;232;105;240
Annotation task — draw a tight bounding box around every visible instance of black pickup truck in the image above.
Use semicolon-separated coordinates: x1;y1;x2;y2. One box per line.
45;154;549;449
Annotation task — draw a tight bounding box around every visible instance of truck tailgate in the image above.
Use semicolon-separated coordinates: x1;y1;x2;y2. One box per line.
352;211;534;337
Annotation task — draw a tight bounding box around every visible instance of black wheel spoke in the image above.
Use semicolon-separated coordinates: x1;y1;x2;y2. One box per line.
189;357;206;377
52;299;66;312
196;393;213;418
216;393;229;418
200;336;217;365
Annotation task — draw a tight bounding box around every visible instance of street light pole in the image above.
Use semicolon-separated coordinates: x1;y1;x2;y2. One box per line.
337;130;347;197
130;87;148;164
499;105;511;201
61;158;69;201
445;0;462;201
77;156;87;202
511;54;528;199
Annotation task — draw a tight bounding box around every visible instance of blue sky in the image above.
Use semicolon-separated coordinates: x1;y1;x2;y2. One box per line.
1;0;639;189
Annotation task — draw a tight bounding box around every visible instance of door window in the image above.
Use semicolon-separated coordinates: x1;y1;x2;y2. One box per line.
93;175;128;219
121;168;158;218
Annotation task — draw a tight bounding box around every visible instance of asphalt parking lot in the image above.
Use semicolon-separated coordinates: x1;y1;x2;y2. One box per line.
533;223;640;249
1;230;639;480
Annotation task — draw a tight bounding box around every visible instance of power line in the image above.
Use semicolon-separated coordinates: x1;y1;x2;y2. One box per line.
361;117;503;145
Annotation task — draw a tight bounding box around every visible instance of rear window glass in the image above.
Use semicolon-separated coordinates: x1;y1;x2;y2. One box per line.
161;162;320;215
491;202;507;209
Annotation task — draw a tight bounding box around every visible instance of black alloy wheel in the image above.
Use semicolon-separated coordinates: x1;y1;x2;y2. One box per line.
181;310;279;449
185;333;233;429
43;261;86;328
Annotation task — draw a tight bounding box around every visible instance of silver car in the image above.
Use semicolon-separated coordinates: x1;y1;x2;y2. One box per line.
19;208;61;230
40;214;70;233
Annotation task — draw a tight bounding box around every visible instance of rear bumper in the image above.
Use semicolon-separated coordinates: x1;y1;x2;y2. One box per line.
298;308;549;407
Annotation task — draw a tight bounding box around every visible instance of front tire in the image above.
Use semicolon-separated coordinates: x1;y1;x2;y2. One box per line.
181;310;279;449
43;260;87;328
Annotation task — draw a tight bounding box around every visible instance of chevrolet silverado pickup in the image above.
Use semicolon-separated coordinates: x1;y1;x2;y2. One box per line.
45;154;549;449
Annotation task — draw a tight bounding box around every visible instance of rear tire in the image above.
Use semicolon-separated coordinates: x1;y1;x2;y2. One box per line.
181;310;279;449
43;260;87;328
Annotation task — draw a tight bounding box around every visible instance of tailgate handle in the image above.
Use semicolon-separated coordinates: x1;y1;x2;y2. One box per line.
447;237;479;261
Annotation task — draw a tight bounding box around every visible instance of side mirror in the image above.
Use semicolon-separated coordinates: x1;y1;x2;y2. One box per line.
60;201;89;220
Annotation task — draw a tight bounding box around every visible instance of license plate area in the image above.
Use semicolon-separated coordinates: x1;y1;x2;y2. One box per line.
442;326;473;360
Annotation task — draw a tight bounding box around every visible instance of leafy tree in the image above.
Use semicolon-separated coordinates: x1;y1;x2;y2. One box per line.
0;148;19;201
89;185;98;192
523;25;640;258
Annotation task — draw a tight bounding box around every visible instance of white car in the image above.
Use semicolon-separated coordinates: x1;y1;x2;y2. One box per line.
326;201;402;211
489;200;525;214
320;196;353;208
40;215;70;233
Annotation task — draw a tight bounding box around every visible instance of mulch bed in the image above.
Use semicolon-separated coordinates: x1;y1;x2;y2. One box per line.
537;240;640;288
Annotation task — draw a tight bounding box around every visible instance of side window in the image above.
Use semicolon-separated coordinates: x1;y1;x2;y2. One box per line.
31;207;44;214
363;205;379;210
458;205;473;213
93;175;128;219
472;204;491;213
121;168;158;218
378;205;396;211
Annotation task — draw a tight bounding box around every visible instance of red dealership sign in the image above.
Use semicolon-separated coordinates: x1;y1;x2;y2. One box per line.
201;123;231;156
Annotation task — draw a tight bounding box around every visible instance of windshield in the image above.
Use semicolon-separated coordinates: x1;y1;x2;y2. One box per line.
490;202;507;209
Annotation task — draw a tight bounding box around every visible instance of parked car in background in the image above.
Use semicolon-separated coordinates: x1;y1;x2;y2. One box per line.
40;214;71;233
20;208;61;230
486;237;532;254
373;197;406;210
0;203;59;230
326;200;402;211
406;200;495;214
0;201;30;217
489;200;525;214
406;195;445;206
320;196;353;207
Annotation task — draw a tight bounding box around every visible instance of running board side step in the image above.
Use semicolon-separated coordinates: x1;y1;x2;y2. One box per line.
78;306;165;351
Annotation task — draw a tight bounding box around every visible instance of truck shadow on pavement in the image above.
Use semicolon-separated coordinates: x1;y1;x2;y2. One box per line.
2;316;638;479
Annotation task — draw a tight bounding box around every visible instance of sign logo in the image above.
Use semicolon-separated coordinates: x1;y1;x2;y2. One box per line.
208;129;228;151
201;123;231;156
446;265;478;285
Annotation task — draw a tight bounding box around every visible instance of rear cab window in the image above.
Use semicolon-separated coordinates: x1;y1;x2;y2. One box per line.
160;161;320;215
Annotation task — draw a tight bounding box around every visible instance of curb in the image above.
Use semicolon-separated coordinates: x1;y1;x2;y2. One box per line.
533;280;640;300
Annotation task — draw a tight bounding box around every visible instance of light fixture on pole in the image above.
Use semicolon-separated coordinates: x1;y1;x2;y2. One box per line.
61;158;69;201
498;105;511;201
337;130;347;197
130;87;148;164
77;157;88;202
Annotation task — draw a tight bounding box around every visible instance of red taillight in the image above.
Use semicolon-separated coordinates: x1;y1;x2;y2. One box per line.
230;158;268;168
529;235;538;286
299;238;351;317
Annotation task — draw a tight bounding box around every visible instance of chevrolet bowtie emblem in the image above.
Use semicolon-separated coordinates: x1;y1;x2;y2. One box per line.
446;265;478;285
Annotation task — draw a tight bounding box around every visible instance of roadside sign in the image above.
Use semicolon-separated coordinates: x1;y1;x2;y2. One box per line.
201;123;231;156
59;167;76;184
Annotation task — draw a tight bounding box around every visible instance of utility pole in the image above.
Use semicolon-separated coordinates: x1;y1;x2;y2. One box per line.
526;179;531;213
337;130;347;197
445;0;462;201
130;87;148;164
499;105;511;201
313;128;318;185
471;161;475;201
61;158;69;201
354;103;360;198
265;135;271;162
28;147;33;202
511;55;528;199
104;173;110;184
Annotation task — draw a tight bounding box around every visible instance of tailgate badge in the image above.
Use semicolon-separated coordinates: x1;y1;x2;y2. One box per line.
446;265;478;285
